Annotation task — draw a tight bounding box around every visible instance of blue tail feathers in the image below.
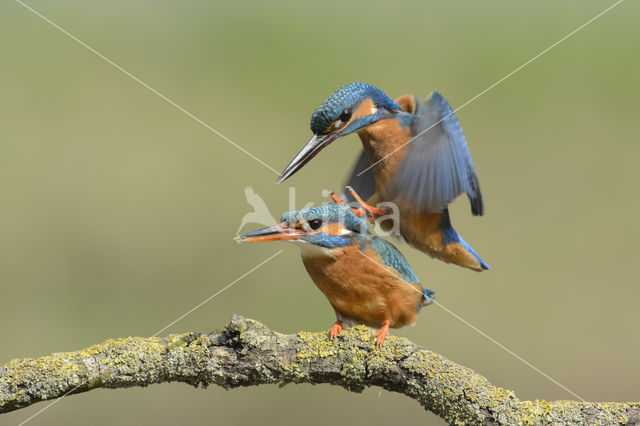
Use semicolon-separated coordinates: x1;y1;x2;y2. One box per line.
457;235;490;270
423;288;435;305
439;209;490;270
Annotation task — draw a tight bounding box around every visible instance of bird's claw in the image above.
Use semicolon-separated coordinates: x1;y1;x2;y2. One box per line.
329;320;343;339
329;190;367;219
345;186;388;224
330;191;346;206
375;320;391;347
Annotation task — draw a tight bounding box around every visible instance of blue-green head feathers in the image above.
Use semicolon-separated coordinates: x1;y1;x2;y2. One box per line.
280;204;369;248
280;203;368;234
310;82;403;135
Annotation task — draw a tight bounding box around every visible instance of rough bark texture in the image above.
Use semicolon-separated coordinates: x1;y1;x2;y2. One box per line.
1;315;638;424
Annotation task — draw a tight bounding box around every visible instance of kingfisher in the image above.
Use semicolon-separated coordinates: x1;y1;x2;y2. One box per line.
276;82;489;272
235;203;434;346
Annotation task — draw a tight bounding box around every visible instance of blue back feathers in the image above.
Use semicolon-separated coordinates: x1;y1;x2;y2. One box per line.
369;234;434;311
369;237;420;283
310;82;403;134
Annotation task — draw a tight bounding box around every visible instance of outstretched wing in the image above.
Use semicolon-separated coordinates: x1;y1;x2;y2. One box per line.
391;91;483;216
344;149;376;202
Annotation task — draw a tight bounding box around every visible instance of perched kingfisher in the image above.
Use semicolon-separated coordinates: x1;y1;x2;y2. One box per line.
277;82;489;272
235;203;434;346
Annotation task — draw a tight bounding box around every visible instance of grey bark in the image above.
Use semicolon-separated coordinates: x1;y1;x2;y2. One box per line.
1;315;638;425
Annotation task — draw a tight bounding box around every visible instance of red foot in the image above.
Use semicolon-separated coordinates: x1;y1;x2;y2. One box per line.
330;191;366;218
345;186;388;223
375;320;391;347
330;191;345;206
329;320;343;339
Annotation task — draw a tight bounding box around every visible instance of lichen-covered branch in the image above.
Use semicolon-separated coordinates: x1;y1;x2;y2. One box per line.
1;316;638;425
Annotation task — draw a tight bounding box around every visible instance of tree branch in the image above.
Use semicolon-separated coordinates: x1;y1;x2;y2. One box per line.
1;315;638;424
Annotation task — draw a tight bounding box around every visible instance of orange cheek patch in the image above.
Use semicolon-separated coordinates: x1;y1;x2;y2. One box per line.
321;222;344;236
321;98;376;135
322;122;336;134
351;98;375;121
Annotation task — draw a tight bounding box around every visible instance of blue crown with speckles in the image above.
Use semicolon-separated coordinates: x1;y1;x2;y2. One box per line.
310;82;402;134
281;204;368;234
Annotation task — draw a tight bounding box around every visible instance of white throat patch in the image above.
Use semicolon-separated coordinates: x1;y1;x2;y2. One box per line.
293;240;337;259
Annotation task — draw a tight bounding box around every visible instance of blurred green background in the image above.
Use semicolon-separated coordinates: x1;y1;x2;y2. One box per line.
1;0;639;424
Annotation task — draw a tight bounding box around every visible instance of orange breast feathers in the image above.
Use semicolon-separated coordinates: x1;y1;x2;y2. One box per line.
354;94;417;196
301;245;423;329
357;117;412;197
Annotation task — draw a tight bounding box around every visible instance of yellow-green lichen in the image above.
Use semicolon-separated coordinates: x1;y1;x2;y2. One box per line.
297;331;339;360
3;317;640;424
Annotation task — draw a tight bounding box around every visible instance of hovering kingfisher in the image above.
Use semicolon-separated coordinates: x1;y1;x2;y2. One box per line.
277;82;489;272
235;203;434;346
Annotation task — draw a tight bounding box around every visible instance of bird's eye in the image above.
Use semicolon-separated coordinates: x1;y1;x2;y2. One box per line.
308;219;322;230
339;109;352;123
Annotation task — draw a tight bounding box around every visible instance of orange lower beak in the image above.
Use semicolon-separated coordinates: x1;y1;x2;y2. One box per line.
234;223;305;243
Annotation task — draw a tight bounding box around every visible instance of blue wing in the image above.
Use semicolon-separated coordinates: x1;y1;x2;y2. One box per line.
369;236;420;283
391;91;483;216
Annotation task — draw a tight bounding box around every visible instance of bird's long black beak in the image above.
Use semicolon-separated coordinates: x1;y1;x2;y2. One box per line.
276;133;339;183
234;223;305;243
